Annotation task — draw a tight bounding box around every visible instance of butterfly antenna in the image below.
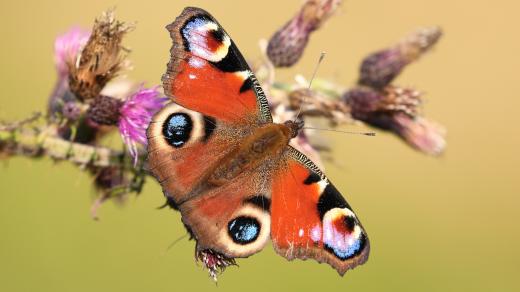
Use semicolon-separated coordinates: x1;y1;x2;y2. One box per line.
303;126;376;136
293;52;326;122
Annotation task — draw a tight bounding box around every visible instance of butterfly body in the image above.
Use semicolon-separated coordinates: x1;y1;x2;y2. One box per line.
207;121;300;187
147;7;369;279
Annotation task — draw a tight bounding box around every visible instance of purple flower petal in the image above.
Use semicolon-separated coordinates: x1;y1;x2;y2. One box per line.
118;86;168;164
54;27;91;78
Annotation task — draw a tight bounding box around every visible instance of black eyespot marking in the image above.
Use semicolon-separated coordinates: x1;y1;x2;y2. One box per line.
245;195;271;212
203;116;216;141
163;113;193;148
317;183;352;219
344;215;357;232
210;42;249;73
228;216;260;245
304;172;321;185
239;77;253;93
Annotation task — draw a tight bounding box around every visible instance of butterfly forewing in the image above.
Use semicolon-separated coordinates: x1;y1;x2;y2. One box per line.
271;147;370;275
162;7;271;125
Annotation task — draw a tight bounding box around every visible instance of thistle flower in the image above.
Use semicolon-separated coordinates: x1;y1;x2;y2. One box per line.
267;0;342;67
118;87;167;163
359;27;442;89
344;86;445;155
68;10;134;101
48;28;90;119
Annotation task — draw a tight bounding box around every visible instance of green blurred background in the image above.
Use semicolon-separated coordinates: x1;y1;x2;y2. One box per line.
1;0;519;291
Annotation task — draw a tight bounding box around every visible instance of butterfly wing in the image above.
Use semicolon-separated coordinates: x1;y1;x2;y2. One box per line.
178;167;273;258
163;7;271;124
271;147;370;275
147;103;231;204
148;7;276;260
150;7;273;207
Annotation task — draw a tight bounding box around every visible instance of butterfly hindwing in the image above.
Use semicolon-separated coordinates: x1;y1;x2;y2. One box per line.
270;147;370;275
163;7;271;125
178;169;273;258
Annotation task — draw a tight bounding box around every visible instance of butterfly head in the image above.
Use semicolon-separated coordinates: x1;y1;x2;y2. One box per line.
283;119;304;139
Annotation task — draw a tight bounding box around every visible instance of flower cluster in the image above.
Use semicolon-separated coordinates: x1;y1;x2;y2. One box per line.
47;10;166;214
264;2;446;156
50;12;166;158
345;27;446;155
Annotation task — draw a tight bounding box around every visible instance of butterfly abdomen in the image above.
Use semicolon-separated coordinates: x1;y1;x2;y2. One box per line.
208;123;292;186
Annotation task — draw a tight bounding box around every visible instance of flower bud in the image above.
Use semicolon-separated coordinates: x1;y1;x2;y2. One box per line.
267;0;342;67
93;166;125;191
87;95;123;126
344;86;445;155
359;27;442;89
62;101;82;121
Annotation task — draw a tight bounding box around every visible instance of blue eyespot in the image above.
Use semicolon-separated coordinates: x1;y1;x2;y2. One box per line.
228;216;260;245
162;113;193;148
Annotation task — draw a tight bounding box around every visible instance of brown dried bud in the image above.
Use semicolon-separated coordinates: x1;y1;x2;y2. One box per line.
68;10;133;101
86;95;123;126
359;27;442;89
345;86;445;155
94;166;125;191
267;0;341;67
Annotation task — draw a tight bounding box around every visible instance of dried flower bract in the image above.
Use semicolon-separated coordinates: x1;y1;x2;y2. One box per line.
68;10;134;100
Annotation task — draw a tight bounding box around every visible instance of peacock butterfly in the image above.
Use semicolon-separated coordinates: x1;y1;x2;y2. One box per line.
147;7;369;280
